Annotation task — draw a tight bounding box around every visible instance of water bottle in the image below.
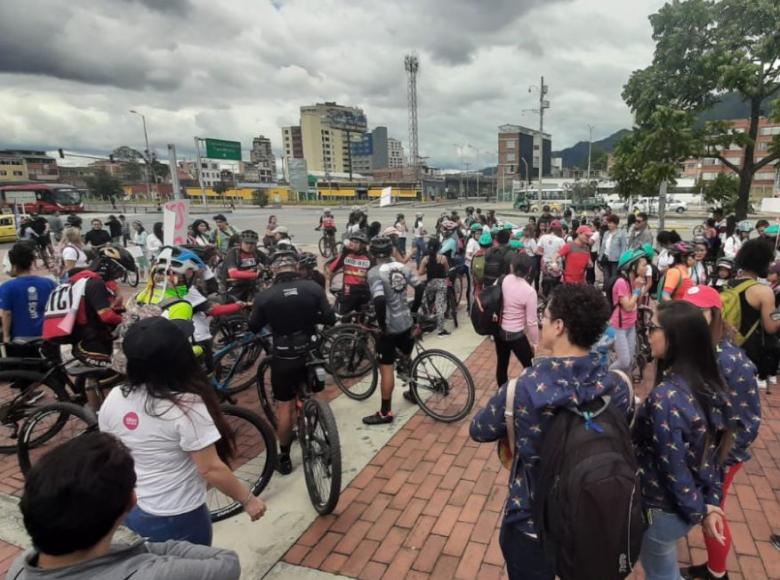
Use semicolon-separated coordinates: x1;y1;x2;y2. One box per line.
28;286;38;319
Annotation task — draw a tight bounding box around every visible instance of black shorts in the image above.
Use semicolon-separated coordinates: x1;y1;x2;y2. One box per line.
337;288;370;315
270;356;307;402
376;329;414;365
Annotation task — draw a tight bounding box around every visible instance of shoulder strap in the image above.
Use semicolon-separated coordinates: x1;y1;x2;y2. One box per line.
609;369;637;426
504;376;519;461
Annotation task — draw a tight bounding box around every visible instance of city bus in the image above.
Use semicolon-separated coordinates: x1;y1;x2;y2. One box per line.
0;183;84;214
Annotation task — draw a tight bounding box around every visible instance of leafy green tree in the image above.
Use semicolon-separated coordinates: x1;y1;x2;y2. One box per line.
85;169;124;203
622;0;780;219
699;173;741;213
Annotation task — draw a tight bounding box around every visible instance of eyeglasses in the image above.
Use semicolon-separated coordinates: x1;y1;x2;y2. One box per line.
648;323;663;334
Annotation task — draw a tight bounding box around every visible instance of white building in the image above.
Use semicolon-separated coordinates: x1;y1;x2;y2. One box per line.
388;138;405;168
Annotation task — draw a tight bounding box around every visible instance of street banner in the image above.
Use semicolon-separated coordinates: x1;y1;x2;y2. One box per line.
380;186;392;207
163;199;189;245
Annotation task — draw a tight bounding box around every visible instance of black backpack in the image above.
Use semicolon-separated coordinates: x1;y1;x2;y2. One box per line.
483;245;511;286
470;275;504;336
533;395;645;580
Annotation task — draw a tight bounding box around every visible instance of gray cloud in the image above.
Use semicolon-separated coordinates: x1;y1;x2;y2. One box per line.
0;0;668;168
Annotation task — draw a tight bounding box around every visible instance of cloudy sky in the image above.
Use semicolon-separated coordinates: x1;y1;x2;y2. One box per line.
0;0;667;169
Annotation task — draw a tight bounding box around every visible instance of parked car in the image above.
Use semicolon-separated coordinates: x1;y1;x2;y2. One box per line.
631;197;688;214
569;197;609;213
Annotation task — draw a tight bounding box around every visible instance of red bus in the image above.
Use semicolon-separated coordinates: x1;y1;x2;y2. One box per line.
0;183;84;214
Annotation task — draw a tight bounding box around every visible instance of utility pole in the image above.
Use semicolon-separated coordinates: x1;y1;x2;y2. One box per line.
194;137;206;206
529;77;550;204
405;54;420;183
586;124;594;182
168;144;182;199
129;110;154;199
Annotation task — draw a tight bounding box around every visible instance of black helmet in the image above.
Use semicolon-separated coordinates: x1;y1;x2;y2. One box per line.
269;250;298;270
349;230;368;244
240;229;259;244
298;251;318;269
98;245;136;272
369;236;393;258
465;206;474;213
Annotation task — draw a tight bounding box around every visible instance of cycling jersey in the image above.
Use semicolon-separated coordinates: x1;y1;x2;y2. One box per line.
224;247;265;284
322;216;336;230
328;253;371;288
367;261;420;335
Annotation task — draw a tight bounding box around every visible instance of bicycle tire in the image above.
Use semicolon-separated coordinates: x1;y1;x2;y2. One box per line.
214;338;263;395
300;399;341;515
208;404;277;522
409;349;475;423
125;268;140;288
0;370;71;454
17;402;98;477
255;357;278;429
318;237;329;258
328;333;378;400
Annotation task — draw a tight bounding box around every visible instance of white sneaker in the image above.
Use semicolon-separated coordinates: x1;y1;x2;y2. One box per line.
768;376;777;385
757;379;767;390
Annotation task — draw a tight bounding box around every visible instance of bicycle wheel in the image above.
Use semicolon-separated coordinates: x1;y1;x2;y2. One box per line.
255;358;278;429
318;237;329;258
328;333;378;400
208;405;277;522
214;338;263;395
300;399;341;515
17;402;97;477
125;268;140;288
0;371;70;454
409;349;475;423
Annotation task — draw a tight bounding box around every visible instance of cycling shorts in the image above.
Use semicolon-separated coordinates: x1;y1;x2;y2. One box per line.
336;287;371;315
270;355;307;402
376;329;414;365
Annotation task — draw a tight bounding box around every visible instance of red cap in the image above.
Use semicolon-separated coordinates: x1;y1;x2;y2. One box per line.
681;285;722;310
550;219;562;229
576;225;594;236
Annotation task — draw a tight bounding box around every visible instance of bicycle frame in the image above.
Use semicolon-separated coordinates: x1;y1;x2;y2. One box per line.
210;331;267;397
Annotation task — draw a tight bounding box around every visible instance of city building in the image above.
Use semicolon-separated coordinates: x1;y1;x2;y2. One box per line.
281;126;303;160
89;159;124;178
0;153;29;182
299;102;367;174
497;125;552;186
681;117;780;198
0;150;59;181
178;160;221;187
350;126;403;174
249;135;276;182
388;138;405;168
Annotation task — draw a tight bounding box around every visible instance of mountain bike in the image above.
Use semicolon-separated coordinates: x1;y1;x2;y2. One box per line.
318;230;340;259
256;346;342;514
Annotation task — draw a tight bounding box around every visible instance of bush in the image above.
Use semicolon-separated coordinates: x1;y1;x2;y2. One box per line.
252;189;268;207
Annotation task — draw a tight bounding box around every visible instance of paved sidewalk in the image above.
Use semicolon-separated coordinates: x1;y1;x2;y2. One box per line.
282;340;780;579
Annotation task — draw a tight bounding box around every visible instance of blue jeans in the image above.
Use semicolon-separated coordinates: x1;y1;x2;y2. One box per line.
610;326;636;373
414;237;427;267
499;521;555;580
640;509;692;580
125;503;212;546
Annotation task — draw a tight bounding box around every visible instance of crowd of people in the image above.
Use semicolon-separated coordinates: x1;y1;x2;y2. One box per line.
0;204;778;579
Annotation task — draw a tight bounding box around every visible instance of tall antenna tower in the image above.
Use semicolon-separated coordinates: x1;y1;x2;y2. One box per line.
404;54;420;175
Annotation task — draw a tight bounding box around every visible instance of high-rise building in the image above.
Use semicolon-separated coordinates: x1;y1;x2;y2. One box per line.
350;126;402;174
249;135;276;182
299;102;367;174
497;125;552;185
388;138;405;169
282;126;304;160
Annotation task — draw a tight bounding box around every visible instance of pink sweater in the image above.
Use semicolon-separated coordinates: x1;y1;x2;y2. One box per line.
500;276;539;345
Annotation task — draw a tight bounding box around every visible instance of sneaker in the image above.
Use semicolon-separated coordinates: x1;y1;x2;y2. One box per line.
403;390;418;404
437;329;450;337
769;375;777;385
276;453;293;475
681;563;729;580
362;411;394;425
757;378;767;390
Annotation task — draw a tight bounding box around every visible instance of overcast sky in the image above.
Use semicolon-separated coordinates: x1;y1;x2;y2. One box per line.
0;0;667;169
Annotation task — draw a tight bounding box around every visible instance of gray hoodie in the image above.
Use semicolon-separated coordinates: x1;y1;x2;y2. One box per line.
6;540;240;580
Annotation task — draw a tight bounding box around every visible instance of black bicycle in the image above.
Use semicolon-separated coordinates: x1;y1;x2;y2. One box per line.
318;231;341;259
256;346;342;514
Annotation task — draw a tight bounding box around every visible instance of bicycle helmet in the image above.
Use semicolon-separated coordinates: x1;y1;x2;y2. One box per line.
716;256;735;271
470;223;483;232
669;241;695;256
240;229;259;244
349;230;368;244
737;220;753;233
478;232;493;247
298;251;318;269
154;246;205;275
617;249;644;272
639;242;656;263
509;239;523;250
269;250;298;270
369;236;393;258
97;245;137;272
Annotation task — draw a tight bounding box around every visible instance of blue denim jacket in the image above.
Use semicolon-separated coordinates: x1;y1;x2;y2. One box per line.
717;339;760;465
469;354;631;534
633;373;730;525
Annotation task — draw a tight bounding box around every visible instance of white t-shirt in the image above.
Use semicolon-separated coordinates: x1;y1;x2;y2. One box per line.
538;234;565;261
99;387;221;516
61;245;89;268
465;238;480;266
521;238;538;257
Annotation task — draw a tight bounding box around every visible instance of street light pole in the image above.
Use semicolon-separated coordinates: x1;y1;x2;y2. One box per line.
586;124;594;182
528;77;550;204
129;110;154;200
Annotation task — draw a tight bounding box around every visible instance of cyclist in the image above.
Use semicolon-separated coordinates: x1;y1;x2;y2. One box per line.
659;241;695;301
316;208;337;233
724;219;752;258
298;252;325;289
222;230;267;302
464;206;476;228
248;250;336;475
363;236;422;425
326;231;372;315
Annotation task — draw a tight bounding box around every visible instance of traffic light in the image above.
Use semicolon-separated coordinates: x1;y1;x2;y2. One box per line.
58;148;64;159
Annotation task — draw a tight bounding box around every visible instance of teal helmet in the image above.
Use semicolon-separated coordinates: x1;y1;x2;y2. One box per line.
618;249;644;272
509;239;523;250
470;223;483;232
639;242;655;262
502;223;514;231
479;232;493;247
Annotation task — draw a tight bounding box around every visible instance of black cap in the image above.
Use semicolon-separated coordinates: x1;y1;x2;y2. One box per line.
213;214;227;222
123;317;194;361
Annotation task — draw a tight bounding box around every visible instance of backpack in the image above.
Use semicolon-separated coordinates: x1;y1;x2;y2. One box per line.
42;278;90;344
484;245;511;286
51;243;79;280
648;263;660;296
655;267;683;301
533;394;645;580
471;249;487;284
470;275;504;336
721;279;760;346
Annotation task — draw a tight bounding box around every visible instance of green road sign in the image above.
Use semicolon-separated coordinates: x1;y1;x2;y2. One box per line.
204;138;242;161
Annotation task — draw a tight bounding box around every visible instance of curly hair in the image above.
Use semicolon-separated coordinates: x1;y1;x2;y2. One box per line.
736;238;774;278
547;284;611;349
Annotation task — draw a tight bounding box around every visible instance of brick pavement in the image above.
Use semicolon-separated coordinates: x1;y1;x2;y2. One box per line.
284;339;780;579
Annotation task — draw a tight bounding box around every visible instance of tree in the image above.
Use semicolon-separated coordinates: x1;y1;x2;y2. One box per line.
622;0;780;219
112;146;144;183
85;169;123;204
699;173;741;213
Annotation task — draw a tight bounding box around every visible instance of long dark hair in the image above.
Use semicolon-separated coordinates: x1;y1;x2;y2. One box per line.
124;342;235;461
153;222;163;240
655;301;733;464
427;236;441;258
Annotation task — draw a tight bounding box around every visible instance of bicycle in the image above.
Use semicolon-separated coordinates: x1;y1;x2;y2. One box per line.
632;305;654;383
318;230;341;259
121;267;140;288
256;345;342;514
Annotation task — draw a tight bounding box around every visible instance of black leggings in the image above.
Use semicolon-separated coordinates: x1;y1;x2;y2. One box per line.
494;332;534;387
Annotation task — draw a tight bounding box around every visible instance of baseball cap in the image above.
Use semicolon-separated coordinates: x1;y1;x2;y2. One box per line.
576;225;594;236
681;285;722;310
123;317;194;362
